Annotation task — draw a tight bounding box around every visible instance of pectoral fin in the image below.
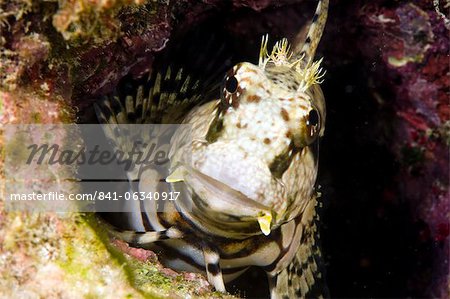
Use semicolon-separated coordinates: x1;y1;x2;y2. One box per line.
267;196;328;298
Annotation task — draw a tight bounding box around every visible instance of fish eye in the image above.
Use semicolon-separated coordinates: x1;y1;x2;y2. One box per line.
305;108;321;142
307;109;319;127
225;76;238;93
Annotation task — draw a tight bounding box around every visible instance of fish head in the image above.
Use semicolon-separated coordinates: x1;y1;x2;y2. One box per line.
168;38;326;237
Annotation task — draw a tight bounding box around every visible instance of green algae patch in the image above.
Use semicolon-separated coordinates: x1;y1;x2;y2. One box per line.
0;206;144;298
2;131;30;166
86;215;238;299
92;222;235;298
128;259;174;299
57;216;132;293
121;251;237;299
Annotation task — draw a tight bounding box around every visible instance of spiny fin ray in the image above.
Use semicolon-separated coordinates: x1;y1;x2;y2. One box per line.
296;0;329;65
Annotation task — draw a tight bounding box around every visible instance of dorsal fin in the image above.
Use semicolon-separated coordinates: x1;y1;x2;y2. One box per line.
94;66;204;126
294;0;329;65
93;24;235;179
93;66;206;181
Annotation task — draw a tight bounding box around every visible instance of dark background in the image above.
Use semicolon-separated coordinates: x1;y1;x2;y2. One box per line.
153;1;446;298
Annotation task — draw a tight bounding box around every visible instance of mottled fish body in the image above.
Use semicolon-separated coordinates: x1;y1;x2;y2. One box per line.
95;1;329;298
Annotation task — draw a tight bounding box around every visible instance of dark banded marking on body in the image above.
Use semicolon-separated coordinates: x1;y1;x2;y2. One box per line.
138;199;169;231
203;248;226;292
140;206;154;231
270;196;329;298
269;145;297;179
113;227;183;246
157;241;205;271
119;210;300;270
159;241;250;277
264;216;303;273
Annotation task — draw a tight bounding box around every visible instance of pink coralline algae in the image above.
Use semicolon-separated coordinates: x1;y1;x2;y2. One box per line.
112;239;158;262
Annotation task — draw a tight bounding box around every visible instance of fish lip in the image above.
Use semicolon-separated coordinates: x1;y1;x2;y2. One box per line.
183;164;272;214
168;163;274;233
167;164;277;237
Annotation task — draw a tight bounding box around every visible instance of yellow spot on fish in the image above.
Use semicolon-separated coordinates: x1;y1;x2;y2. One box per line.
166;167;186;183
257;213;272;236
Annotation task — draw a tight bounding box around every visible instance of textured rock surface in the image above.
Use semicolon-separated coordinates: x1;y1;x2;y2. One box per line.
0;210;144;298
0;0;448;298
320;1;448;298
361;3;449;297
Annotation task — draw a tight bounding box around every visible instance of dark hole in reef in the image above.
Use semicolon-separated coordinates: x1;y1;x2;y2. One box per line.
318;2;435;297
81;2;434;298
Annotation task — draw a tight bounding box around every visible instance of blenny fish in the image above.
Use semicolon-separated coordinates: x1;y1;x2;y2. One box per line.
95;0;329;298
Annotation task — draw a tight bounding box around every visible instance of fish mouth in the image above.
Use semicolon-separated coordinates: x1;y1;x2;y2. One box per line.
166;164;274;237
